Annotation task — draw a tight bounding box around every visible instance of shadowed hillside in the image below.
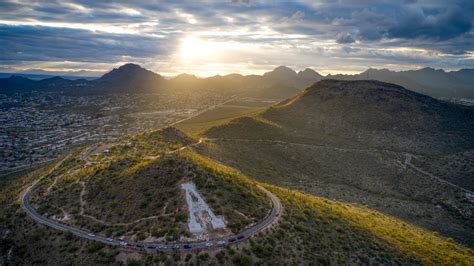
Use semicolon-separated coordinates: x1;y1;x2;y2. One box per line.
200;80;474;248
207;80;474;153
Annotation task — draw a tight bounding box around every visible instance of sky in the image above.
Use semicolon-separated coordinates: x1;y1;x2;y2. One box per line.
0;0;473;77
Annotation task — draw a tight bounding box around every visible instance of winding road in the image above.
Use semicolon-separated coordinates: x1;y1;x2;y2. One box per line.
20;162;282;252
19;97;284;253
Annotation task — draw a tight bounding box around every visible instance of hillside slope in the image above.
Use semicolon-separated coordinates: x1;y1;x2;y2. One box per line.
327;68;474;99
1;128;473;264
208;80;474;153
26;128;270;243
201;80;474;248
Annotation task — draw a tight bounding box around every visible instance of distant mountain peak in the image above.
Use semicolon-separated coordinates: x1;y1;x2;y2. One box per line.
363;68;391;74
265;66;297;77
173;73;199;82
275;65;297;74
417;67;445;73
102;63;157;77
95;63;164;92
44;76;65;81
9;75;31;81
297;68;323;79
300;68;316;73
175;73;198;79
117;63;142;70
98;63;162;80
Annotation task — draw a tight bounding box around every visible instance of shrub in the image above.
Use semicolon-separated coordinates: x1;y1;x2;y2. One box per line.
232;255;252;266
86;242;105;253
126;258;143;266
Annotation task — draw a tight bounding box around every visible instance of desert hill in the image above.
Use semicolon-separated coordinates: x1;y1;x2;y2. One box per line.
2;127;473;264
94;63;165;93
199;80;474;248
328;67;474;99
207;80;474;153
26;127;270;244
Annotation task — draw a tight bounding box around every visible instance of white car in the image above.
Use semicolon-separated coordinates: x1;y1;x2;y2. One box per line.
205;242;214;247
106;237;113;242
119;241;127;246
217;240;226;245
87;233;95;237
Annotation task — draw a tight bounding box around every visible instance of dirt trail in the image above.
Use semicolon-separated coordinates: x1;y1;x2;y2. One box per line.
40;154;74;195
203;138;474;194
45;168;80;195
201;137;400;154
403;153;472;193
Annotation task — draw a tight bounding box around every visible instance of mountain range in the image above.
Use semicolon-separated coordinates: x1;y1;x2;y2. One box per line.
328;67;474;99
0;63;473;100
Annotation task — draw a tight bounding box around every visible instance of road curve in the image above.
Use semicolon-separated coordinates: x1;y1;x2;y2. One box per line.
21;177;282;253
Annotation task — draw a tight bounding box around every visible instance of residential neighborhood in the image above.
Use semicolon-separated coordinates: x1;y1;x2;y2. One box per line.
0;91;224;172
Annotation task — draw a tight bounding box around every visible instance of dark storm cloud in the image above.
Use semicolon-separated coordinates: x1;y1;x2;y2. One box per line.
0;25;175;63
387;7;472;41
336;33;356;44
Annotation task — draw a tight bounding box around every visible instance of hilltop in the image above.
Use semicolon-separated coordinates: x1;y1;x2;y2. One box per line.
207;80;474;153
328;67;474;99
270;79;474;152
26;128;270;243
198;80;474;249
94;63;165;93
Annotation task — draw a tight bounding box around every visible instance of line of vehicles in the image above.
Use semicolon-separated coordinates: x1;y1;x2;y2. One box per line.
88;232;246;252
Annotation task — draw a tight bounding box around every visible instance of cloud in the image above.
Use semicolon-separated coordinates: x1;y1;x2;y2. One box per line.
336;33;355;44
387;7;472;41
334;3;472;43
0;0;472;75
231;0;250;4
0;25;175;63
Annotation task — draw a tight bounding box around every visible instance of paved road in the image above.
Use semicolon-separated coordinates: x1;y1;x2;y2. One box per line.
21;175;282;253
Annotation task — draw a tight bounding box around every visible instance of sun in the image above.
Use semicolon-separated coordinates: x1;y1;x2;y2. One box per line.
179;37;220;60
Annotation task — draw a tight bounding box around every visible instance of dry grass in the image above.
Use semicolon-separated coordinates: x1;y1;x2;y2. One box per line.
175;106;266;136
267;185;474;265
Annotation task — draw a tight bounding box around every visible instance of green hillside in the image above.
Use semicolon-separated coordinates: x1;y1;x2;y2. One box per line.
1;130;473;264
26;128;270;243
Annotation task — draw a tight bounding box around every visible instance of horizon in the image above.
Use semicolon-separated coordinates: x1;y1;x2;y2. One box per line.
1;63;472;80
1;1;473;77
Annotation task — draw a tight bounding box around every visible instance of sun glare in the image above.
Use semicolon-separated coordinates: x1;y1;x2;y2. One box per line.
175;36;265;75
179;37;223;60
